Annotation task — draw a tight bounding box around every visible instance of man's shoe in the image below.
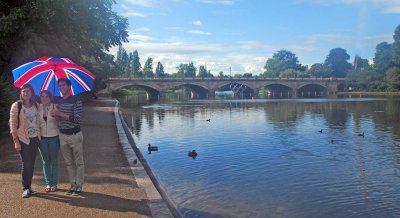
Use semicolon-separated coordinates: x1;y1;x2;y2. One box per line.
71;187;82;196
66;186;76;195
22;189;30;198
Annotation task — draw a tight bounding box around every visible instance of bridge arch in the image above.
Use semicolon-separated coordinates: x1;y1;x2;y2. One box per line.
170;82;211;99
297;84;327;97
260;83;294;98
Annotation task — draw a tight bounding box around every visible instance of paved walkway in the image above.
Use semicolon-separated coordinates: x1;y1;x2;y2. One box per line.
0;98;174;218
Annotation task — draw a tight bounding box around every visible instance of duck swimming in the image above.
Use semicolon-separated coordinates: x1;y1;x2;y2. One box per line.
188;150;198;158
358;132;365;137
318;129;323;133
206;119;211;122
148;144;158;151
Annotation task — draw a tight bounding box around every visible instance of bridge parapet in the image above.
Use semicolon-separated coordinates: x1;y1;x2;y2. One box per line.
105;77;346;98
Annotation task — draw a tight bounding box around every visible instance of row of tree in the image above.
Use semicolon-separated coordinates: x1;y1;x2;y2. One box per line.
115;46;215;78
115;25;400;91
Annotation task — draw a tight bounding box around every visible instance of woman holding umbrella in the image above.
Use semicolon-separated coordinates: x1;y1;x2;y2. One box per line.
38;90;60;192
9;83;41;198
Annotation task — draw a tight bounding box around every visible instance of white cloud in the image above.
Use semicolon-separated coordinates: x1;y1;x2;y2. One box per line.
198;0;236;4
294;0;400;13
128;33;155;42
186;30;212;35
193;20;203;26
120;11;146;17
124;0;159;7
109;40;270;75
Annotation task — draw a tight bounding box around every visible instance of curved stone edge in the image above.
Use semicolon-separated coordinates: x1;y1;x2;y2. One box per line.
112;99;181;218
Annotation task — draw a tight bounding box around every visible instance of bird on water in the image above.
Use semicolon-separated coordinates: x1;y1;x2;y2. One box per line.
188;150;198;159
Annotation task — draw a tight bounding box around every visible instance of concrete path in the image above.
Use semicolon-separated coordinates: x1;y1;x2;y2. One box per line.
0;98;174;218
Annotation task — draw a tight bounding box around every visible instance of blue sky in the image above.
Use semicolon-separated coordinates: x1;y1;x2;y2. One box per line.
112;0;400;76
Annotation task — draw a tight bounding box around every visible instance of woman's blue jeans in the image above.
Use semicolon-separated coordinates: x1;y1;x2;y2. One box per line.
38;136;60;187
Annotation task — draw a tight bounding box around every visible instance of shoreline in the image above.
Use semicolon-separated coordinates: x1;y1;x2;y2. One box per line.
338;91;400;96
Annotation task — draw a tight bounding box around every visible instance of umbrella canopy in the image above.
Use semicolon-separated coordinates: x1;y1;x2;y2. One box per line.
12;56;96;96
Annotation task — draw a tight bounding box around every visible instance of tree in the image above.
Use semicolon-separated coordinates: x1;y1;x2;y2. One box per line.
324;48;352;77
143;57;154;77
353;55;370;70
386;67;400;90
263;50;306;77
176;62;196;77
198;65;208;77
374;42;392;73
131;50;142;77
155;62;165;78
243;73;252;78
280;69;309;78
197;65;213;77
394;24;400;42
306;63;332;78
0;0;128;130
219;71;224;78
115;45;129;75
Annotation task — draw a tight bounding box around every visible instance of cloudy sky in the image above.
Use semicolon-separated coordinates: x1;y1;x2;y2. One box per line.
112;0;400;76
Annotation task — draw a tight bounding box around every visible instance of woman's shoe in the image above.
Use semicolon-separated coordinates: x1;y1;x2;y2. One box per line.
44;185;51;192
50;185;57;192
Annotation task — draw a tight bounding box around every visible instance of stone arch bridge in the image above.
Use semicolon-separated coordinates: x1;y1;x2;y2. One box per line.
105;77;346;99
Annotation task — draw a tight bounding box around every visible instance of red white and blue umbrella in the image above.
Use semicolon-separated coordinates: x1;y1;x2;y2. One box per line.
12;56;96;96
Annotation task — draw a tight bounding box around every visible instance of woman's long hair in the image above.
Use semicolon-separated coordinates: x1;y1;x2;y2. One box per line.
20;83;37;107
40;90;53;104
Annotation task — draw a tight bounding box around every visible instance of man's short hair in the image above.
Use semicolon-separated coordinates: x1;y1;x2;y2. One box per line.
58;78;71;86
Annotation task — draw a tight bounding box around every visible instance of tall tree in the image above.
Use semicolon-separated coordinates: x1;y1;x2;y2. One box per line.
143;57;154;77
155;61;165;78
324;48;352;77
374;42;392;73
131;50;142;77
115;45;129;75
306;63;332;78
263;50;306;77
176;62;196;77
386;67;400;90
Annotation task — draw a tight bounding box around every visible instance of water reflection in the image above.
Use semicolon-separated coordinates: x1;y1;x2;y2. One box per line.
117;93;400;217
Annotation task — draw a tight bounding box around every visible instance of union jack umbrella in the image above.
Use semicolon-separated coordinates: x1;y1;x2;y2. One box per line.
12;56;96;96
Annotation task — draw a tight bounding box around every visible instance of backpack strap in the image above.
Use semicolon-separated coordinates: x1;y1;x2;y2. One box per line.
17;100;22;129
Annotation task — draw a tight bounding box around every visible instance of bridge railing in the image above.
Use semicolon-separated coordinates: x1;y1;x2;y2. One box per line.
107;77;345;81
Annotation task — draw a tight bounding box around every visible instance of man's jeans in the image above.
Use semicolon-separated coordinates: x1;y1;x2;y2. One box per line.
19;137;39;190
59;131;84;187
39;136;60;187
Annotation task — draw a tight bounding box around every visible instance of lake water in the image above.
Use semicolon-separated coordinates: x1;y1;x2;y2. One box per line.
118;94;400;218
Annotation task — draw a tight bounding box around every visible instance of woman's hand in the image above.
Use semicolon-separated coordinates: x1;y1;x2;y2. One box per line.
14;140;21;152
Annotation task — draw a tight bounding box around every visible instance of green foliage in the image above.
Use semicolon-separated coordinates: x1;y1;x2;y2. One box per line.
0;73;16;130
386;67;400;91
197;65;213;77
263;50;305;77
176;62;196;77
242;73;252;78
131;50;142;77
280;69;309;78
306;63;332;77
115;45;129;75
394;24;400;43
324;48;352;78
143;57;154;77
155;61;165;78
219;71;224;78
374;42;393;73
346;68;387;91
